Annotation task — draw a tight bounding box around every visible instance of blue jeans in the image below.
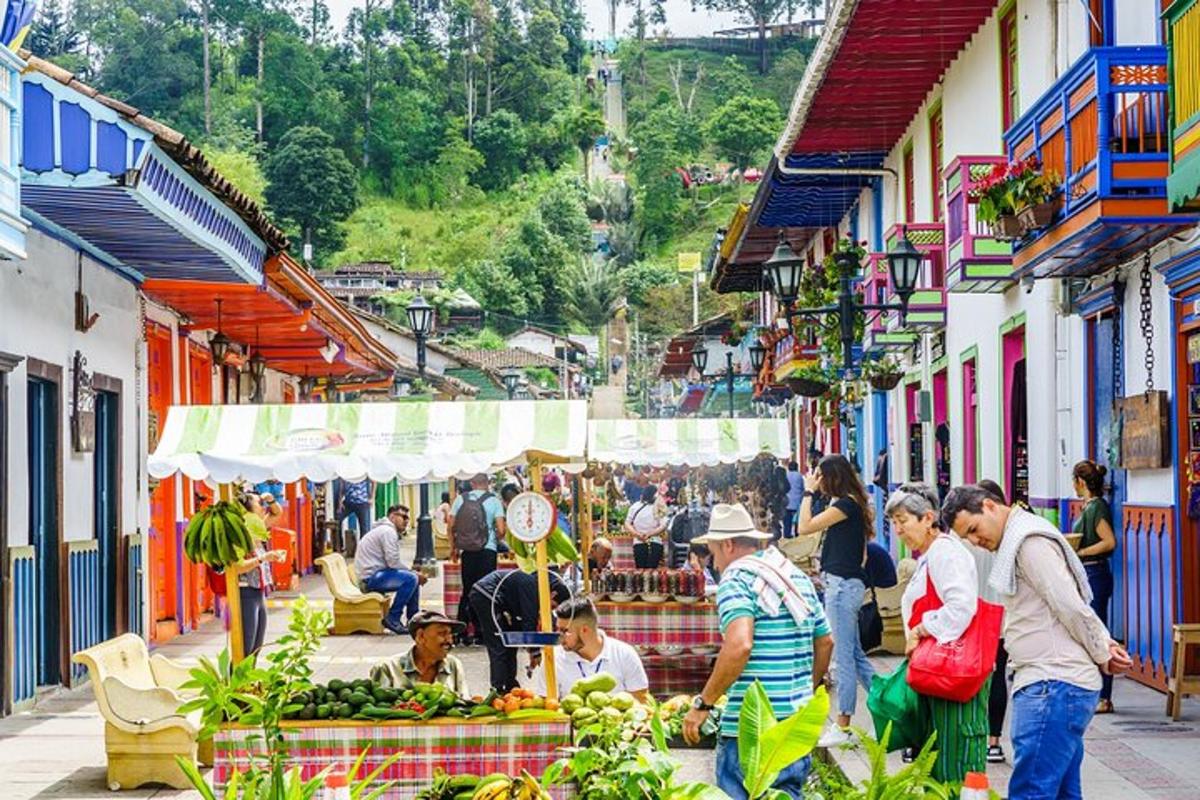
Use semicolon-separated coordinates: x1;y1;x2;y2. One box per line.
364;569;420;628
783;508;797;539
824;574;875;715
1085;562;1114;702
716;736;810;799
1009;680;1099;800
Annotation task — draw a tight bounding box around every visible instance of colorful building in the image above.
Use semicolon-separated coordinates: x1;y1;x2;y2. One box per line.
712;0;1200;691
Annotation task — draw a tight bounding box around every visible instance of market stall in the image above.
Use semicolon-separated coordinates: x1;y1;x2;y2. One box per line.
149;400;588;795
581;417;791;696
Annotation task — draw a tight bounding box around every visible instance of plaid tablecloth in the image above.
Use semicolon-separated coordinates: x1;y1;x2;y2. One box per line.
643;653;717;696
214;718;575;798
442;560;517;619
594;601;719;649
610;537;636;570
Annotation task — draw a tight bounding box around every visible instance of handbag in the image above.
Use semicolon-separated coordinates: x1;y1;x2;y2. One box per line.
867;659;927;751
859;585;883;653
906;570;1004;703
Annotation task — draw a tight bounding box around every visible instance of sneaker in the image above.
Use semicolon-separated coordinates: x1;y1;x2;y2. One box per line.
901;747;915;763
986;744;1005;764
818;726;854;748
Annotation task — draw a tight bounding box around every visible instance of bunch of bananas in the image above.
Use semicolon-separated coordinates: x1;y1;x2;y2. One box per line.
472;771;551;800
183;501;254;568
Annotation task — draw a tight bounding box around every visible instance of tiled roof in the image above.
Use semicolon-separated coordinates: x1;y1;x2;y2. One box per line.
450;347;580;372
21;53;289;254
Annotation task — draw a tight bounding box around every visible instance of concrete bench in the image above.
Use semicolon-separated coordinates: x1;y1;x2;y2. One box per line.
315;553;389;635
72;634;211;791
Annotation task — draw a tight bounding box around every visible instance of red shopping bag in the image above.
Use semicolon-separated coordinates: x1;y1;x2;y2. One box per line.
906;574;1004;702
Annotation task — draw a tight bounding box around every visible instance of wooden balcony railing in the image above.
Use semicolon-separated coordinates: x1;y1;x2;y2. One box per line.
1168;0;1200;210
943;156;1015;293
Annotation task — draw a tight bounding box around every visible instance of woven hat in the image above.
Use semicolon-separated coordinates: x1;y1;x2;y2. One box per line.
692;503;771;544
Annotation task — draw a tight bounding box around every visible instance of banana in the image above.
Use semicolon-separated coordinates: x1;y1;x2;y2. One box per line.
471;777;513;800
211;514;234;566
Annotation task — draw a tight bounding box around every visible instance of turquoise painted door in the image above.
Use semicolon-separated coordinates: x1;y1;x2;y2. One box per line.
94;391;119;639
27;378;61;687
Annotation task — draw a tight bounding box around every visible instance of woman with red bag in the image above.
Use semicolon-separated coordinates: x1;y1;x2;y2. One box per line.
886;482;989;783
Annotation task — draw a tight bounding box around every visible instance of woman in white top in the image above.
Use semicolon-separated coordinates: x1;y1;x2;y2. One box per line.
884;482;988;785
624;485;667;568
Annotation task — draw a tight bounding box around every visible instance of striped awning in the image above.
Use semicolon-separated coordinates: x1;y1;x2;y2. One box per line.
587;418;790;467
149;400;588;484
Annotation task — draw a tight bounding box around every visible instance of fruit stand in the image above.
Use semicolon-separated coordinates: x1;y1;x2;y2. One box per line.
149;400;589;796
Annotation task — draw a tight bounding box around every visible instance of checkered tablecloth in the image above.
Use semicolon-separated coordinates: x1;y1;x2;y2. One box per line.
610;537;636;570
594;601;719;649
643;653;717;696
214;718;575;798
442;561;517;619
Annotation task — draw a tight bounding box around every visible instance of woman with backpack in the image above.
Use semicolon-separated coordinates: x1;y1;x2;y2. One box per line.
624;485;667;568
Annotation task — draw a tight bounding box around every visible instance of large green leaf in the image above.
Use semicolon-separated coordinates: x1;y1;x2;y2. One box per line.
737;680;776;790
746;687;829;799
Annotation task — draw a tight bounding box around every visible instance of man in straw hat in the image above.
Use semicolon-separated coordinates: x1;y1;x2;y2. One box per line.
682;503;833;799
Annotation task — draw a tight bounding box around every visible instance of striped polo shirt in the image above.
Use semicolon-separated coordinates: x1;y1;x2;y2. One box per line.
716;552;830;737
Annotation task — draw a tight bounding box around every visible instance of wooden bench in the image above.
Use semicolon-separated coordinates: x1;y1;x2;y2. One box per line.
72;634;211;791
315;553;389;635
1167;623;1200;720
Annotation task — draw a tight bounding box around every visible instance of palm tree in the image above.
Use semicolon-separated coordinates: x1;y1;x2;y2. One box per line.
563;258;622;333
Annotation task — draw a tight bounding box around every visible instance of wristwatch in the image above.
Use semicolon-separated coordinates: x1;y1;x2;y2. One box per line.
691;696;715;712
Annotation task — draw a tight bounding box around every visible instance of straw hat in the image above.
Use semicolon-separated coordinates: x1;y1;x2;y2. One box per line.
693;503;771;544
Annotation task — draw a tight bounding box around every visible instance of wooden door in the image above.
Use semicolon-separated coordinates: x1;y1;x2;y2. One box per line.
182;344;214;630
146;324;178;641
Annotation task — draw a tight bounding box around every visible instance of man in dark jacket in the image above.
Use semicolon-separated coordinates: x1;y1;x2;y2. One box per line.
467;568;570;692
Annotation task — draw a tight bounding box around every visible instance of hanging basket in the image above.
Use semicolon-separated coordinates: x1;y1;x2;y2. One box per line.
990;215;1023;241
786;377;830;397
868;372;903;391
1017;201;1056;232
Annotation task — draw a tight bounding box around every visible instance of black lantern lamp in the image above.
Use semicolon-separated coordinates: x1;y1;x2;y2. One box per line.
248;351;268;382
406;294;435;337
748;339;766;374
209;298;231;366
886;227;923;309
690;343;708;375
502;368;521;400
764;236;804;307
299;374;316;400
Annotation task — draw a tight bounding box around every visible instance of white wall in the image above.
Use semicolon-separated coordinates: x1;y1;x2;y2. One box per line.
2;230;146;547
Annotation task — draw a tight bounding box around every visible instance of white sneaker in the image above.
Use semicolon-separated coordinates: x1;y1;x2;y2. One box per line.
818;726;854;748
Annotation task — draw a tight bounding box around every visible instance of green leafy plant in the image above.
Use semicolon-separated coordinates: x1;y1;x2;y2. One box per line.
807;725;952;800
737;683;829;800
174;598;405;800
177;747;401;800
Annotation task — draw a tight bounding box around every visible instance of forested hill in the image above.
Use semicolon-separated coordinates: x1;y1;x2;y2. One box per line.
27;0;815;340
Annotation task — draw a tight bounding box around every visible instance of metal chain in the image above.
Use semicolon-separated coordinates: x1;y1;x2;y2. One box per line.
1139;251;1155;393
1111;277;1123;403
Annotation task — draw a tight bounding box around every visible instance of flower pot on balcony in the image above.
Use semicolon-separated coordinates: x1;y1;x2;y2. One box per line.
786;377;829;398
991;215;1023;240
868;372;903;392
1017;201;1056;232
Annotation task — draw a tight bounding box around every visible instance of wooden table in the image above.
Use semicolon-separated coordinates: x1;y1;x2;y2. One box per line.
214;717;575;798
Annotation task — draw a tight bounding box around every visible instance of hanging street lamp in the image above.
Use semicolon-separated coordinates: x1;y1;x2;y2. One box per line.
748;338;766;375
690;342;708;375
502;368;521;400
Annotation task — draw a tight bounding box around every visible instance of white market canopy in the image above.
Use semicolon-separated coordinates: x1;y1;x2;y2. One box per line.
587;417;790;467
148;400;588;484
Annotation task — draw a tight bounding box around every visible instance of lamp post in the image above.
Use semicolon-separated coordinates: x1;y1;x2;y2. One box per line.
405;294;436;564
764;232;922;375
502;368;521;400
748;338;766;375
725;351;735;418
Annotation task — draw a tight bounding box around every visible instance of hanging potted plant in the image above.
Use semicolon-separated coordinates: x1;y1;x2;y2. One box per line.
1013;162;1061;232
785;364;832;398
861;355;904;391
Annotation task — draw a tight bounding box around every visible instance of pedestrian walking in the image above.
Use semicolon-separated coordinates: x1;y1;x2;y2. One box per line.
886;483;988;783
467;568;569;693
336;477;374;556
942;485;1132;800
1071;459;1118;715
974;479;1013;764
448;473;507;644
783;459;804;538
796;454;876;745
682;504;832;799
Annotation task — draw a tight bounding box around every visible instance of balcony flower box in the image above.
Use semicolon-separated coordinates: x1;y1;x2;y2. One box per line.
991;215;1024;241
1017;200;1057;232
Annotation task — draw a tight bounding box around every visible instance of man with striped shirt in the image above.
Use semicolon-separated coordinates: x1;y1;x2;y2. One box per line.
682;504;833;799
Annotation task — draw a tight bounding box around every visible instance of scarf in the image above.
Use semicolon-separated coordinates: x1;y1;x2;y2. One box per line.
989;506;1092;603
723;547;812;627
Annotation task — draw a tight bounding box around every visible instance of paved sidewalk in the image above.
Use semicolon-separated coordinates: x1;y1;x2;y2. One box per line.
827;654;1200;799
1;531;1196;798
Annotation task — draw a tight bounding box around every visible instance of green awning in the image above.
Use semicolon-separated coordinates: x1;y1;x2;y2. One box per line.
587;417;790;467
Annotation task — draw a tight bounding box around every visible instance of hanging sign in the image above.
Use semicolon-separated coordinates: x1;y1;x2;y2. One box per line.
71;350;96;452
1187;333;1200;365
1118;390;1170;469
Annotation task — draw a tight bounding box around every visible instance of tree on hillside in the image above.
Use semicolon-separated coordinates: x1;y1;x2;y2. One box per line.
473;110;527;190
564;258;623;334
265;125;358;259
537;177;593;253
704;95;783;171
28;0;84;71
697;0;788;74
565;104;606;178
630;107;684;247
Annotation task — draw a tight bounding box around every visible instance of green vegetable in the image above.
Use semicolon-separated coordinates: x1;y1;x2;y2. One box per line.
315;704;331;719
571;707;598;724
586;691;611;710
570;673;617;697
469;705;498;717
560;693;585;714
610;692;635;711
347;691;372;707
298;703;317;720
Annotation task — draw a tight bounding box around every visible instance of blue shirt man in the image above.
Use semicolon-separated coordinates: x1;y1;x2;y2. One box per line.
447;473;509;642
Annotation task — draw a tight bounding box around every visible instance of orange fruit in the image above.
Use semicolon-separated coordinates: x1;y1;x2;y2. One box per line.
491;699;505;711
544;699;559;711
520;698;536;709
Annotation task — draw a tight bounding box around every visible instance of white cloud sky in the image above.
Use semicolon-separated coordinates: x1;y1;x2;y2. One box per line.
325;0;744;40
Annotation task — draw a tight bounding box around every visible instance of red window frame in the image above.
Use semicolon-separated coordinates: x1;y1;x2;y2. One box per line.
903;143;915;223
1000;8;1019;131
930;106;944;221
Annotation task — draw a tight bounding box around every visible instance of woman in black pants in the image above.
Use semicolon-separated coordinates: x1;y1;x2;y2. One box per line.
625;485;667;568
1072;460;1118;714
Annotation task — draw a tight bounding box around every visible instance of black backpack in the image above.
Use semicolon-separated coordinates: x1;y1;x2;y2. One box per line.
454;492;493;552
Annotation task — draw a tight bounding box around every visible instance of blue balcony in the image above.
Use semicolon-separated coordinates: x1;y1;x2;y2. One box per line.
1004;46;1198;279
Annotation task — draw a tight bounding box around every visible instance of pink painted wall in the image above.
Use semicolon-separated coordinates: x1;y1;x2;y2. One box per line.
933;369;948;427
1002;327;1025;495
962;358;978;484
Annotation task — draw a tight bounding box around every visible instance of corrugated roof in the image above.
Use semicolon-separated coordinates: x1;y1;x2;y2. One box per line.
21;53;289;254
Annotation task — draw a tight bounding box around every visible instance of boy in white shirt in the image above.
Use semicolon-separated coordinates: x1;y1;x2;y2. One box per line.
531;596;649;702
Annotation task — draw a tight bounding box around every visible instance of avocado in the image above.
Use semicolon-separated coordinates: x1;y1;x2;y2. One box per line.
328;679;347;692
348;691;372;707
338;687;354;702
316;704;332;719
299;703;317;720
336;703;353;718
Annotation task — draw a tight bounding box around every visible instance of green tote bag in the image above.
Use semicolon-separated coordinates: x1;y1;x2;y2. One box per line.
866;658;928;751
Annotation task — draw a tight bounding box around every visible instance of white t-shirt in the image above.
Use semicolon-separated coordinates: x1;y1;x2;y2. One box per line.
531;631;649;698
626;501;663;544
